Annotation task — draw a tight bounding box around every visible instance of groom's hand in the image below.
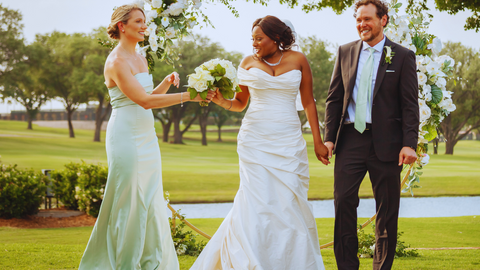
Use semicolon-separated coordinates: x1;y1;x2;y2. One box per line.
398;147;417;165
324;141;334;159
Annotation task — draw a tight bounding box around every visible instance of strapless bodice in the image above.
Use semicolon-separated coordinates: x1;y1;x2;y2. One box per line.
238;67;302;123
108;73;154;109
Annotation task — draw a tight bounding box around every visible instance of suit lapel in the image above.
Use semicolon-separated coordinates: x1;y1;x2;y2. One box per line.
372;37;394;100
345;40;363;101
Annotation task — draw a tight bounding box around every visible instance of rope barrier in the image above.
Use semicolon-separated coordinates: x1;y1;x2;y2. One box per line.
167;163;415;249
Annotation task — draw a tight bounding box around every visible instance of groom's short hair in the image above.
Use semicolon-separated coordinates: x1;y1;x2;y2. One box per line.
353;0;390;26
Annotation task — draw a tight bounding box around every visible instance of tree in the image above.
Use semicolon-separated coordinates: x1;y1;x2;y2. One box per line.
152;36;226;144
0;4;24;77
438;42;480;154
0;43;50;129
246;0;480;32
298;36;335;132
82;27;112;142
38;32;92;138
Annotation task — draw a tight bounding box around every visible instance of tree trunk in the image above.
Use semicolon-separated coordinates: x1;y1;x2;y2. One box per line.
445;139;456;155
25;109;38;130
93;99;112;142
172;109;183;144
217;125;222;142
433;137;439;155
162;121;172;143
66;107;75;138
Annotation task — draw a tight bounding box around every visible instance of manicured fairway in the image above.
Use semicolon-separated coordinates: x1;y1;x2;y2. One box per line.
0;216;478;269
1;120;480;203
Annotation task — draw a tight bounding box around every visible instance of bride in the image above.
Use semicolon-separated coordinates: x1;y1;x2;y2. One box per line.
190;16;329;270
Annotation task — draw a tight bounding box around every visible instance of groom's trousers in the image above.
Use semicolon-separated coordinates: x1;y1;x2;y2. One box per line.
333;124;402;270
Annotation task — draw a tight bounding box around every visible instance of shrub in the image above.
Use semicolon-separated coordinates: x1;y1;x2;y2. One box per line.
170;211;206;256
357;224;419;258
51;162;81;210
0;163;47;218
74;162;107;218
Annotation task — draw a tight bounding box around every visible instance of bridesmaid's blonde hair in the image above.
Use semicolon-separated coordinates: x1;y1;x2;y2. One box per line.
107;4;145;40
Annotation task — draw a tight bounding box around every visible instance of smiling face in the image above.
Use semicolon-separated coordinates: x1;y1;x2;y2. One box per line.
119;10;147;42
252;26;278;59
356;3;387;46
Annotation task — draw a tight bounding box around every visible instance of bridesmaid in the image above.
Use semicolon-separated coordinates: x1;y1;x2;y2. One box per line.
78;4;214;270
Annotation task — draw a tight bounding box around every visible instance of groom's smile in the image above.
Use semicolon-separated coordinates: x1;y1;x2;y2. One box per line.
355;3;387;46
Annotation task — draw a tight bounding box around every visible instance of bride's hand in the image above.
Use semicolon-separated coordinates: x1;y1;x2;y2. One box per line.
165;72;180;88
211;89;226;105
315;143;330;165
189;90;217;103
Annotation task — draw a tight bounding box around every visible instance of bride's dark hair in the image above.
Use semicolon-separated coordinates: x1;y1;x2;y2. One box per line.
252;16;295;51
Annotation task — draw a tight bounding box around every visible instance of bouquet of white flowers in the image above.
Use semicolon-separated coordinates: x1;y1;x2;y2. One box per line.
385;0;457;194
186;59;241;106
134;0;207;69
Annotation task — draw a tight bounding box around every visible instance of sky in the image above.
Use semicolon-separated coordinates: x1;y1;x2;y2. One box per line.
1;0;479;113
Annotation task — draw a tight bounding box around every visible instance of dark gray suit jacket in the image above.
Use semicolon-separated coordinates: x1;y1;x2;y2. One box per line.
325;37;419;162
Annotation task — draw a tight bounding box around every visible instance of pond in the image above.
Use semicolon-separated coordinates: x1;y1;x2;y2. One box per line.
171;196;480;219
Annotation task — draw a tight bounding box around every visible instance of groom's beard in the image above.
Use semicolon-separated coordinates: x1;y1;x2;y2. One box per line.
359;25;383;43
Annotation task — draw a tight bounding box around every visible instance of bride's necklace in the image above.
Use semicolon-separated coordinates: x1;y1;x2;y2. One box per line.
262;51;283;67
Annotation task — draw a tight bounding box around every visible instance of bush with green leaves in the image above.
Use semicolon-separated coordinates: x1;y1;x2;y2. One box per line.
50;162;81;210
0;163;47;218
170;211;206;256
74;162;108;218
357;224;419;258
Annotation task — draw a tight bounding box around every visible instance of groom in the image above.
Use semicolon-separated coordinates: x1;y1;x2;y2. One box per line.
324;0;419;269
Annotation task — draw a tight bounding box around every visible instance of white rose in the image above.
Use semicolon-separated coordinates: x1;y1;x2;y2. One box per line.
151;0;162;8
422;84;431;94
161;17;169;27
193;0;202;9
408;45;417;54
436;77;447;89
425;61;441;76
418;99;426;108
166;2;185;16
92;198;98;202
188;70;214;92
442;90;452;99
438;98;456;112
146;23;157;36
149;37;159;52
423;91;432;102
436;55;455;67
419;154;430;166
165;27;175;39
145;10;157;23
417;72;427;85
428;37;442;55
419;104;431;123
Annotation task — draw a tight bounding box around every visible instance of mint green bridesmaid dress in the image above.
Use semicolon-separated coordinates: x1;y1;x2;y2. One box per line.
78;73;179;270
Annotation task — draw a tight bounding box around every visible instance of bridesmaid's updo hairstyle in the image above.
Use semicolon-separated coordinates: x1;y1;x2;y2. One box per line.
252;16;295;51
107;4;145;40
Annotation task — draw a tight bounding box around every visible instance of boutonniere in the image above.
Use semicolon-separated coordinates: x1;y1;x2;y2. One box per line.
384;46;395;65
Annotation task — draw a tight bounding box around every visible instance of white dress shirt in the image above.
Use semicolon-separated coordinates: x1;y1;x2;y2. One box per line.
345;36;386;124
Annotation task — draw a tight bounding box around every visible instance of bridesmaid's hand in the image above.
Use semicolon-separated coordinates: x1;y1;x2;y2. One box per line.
189;90;217;102
315;143;330;165
165;72;180;88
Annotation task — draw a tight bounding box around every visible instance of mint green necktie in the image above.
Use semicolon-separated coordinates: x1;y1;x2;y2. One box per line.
355;47;376;133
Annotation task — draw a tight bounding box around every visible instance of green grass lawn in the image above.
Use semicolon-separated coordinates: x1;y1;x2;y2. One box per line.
1;120;479;203
0;216;479;269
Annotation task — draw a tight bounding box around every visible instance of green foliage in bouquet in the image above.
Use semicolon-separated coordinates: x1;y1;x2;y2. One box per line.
357;224;419;258
187;62;241;106
50;162;81;210
0;163;47;218
169;210;207;256
74;162;108;218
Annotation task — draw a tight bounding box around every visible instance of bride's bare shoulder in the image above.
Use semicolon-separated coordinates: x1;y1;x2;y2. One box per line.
239;55;257;70
104;50;130;80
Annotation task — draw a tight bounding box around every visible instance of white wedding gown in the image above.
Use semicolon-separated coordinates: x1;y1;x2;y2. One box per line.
190;67;325;270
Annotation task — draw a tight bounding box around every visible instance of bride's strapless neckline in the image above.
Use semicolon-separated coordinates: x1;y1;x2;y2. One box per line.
240;67;301;78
